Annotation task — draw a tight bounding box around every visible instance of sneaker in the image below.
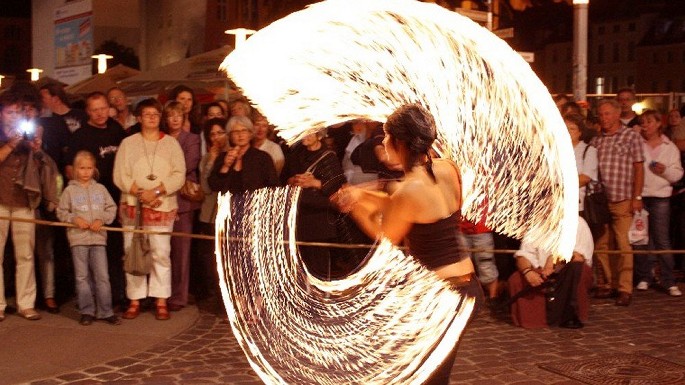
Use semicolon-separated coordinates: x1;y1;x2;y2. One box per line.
636;281;649;291
79;314;94;326
668;286;682;297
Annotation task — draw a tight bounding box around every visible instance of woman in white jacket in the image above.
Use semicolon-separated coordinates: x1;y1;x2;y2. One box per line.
635;109;684;297
113;98;186;319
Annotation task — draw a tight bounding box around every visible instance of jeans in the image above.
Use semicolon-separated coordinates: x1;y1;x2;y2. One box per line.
459;232;499;284
634;197;675;288
71;245;113;318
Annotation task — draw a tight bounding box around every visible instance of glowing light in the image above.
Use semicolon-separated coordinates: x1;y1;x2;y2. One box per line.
632;102;646;114
217;0;579;383
216;187;475;384
0;74;4;87
26;68;43;82
222;0;578;256
225;28;257;49
92;54;113;74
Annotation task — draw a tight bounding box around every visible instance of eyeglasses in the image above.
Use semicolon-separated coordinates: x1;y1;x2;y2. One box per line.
142;113;161;119
230;128;251;134
210;131;226;137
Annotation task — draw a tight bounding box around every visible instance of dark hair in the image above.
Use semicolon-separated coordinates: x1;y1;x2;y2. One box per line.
168;85;200;131
0;91;21;109
384;103;437;181
169;85;195;103
203;101;226;117
560;101;582;116
9;81;42;111
39;82;70;106
134;98;163;116
202;117;228;145
563;112;593;143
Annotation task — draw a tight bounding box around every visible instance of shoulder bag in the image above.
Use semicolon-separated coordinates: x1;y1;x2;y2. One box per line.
582;146;611;228
123;200;152;276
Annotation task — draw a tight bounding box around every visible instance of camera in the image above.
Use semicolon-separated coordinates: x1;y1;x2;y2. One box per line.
20;120;35;141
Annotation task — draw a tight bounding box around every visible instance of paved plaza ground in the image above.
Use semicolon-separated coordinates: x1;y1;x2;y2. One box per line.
0;282;683;385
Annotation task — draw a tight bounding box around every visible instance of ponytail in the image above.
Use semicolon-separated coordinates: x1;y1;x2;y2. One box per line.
425;150;436;183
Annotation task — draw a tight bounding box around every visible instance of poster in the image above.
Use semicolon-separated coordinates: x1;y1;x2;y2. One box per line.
54;0;93;84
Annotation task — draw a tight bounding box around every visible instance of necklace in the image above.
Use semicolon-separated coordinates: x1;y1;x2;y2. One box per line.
141;133;160;181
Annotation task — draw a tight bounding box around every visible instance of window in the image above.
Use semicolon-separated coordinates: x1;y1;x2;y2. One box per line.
597;44;604;64
666;80;672;92
651;81;658;92
627;76;635;88
613;43;620;63
628;42;635;62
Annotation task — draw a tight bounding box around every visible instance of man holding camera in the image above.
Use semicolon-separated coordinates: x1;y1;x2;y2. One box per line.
0;91;59;321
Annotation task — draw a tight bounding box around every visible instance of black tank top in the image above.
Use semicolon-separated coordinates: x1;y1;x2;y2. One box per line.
406;211;467;270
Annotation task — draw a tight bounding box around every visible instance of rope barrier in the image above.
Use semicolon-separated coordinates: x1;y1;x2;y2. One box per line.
2;215;685;255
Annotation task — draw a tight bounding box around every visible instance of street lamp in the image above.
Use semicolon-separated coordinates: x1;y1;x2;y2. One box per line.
92;54;114;74
26;68;43;81
225;28;257;49
573;0;589;102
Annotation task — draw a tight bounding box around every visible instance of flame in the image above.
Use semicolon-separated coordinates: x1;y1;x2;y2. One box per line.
217;0;579;383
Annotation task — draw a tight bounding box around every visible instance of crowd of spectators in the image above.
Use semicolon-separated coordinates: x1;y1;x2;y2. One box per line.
0;80;682;331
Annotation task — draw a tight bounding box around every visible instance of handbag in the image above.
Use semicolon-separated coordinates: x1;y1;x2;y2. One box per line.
123;200;152;276
180;180;205;202
628;209;649;245
582;146;611;228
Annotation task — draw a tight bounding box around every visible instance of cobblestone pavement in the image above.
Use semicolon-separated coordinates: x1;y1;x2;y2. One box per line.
27;284;685;385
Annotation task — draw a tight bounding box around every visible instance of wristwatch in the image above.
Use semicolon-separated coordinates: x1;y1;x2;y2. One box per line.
634;195;642;200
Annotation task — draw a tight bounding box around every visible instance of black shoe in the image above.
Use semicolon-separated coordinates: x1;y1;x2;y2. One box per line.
79;314;94;326
615;292;632;306
594;287;615;299
559;317;584;329
101;315;121;325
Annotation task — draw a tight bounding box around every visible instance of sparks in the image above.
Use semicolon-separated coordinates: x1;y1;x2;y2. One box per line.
217;0;579;383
